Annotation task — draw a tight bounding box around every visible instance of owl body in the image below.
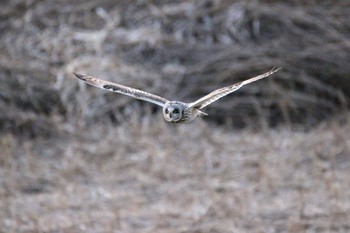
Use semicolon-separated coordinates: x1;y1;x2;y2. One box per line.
73;67;280;124
163;101;205;123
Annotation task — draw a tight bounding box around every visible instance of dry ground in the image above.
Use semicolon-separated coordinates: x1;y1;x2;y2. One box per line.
1;114;350;233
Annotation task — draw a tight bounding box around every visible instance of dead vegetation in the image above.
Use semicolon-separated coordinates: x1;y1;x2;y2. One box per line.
1;0;350;232
1;115;350;232
1;0;350;133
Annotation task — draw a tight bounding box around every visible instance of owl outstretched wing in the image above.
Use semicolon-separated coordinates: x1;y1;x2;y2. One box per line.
188;67;281;110
74;73;168;107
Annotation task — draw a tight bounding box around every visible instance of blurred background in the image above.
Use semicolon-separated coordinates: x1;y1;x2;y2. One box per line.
1;0;350;232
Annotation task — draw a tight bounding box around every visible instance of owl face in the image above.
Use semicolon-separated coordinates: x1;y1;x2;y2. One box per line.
163;102;184;122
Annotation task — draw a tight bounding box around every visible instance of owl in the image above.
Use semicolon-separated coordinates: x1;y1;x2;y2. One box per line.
74;67;280;123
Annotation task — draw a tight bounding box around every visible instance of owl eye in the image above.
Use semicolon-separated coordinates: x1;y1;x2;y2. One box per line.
173;108;179;114
165;108;169;114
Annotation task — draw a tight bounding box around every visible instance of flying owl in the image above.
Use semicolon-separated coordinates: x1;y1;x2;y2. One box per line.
74;67;280;123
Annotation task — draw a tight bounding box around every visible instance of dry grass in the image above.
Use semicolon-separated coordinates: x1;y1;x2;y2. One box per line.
1;0;350;132
1;115;350;232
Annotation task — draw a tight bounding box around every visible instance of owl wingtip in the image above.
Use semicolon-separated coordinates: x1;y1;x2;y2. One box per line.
73;72;86;81
272;66;282;72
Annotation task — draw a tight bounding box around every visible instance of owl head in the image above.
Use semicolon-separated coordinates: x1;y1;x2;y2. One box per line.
163;101;184;122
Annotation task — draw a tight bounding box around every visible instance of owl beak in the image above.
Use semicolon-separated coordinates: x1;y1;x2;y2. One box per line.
169;113;172;118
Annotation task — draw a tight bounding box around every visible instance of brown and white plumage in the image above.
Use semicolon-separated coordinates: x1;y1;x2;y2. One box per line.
74;67;280;123
73;73;168;107
188;67;280;109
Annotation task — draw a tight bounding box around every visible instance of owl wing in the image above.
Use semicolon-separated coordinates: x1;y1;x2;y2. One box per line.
74;73;168;107
188;67;281;110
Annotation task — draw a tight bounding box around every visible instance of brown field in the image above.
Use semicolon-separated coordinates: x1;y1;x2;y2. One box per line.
1;116;350;232
1;0;350;232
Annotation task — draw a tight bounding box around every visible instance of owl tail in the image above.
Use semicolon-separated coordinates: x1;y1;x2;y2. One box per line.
198;110;208;116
